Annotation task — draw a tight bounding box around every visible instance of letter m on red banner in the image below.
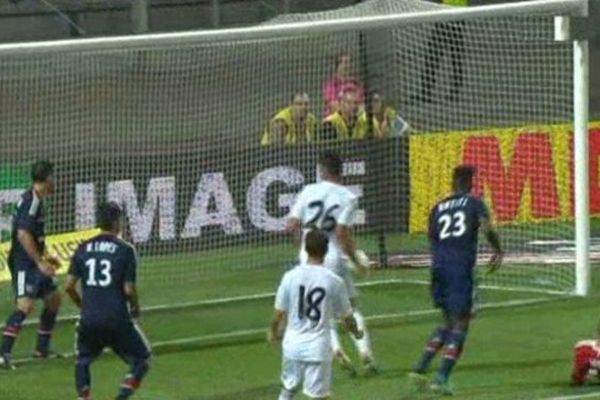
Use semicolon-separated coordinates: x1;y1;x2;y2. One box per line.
463;133;560;222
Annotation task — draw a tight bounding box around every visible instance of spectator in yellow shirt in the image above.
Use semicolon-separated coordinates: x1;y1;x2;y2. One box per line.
370;91;411;138
261;92;317;146
321;91;368;141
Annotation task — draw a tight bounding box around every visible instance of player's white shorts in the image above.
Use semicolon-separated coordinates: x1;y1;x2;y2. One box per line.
281;357;332;399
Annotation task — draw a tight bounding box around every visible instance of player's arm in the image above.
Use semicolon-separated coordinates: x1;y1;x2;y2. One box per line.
15;202;57;275
269;309;287;343
269;274;289;342
64;254;82;309
64;274;82;309
480;202;503;273
286;189;305;243
124;247;141;318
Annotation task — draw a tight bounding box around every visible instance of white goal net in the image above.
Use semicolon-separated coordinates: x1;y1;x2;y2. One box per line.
0;0;589;317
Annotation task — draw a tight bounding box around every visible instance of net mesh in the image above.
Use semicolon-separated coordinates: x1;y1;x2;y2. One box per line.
0;0;582;310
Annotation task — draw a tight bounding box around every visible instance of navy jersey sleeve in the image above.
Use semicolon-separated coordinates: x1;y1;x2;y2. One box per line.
14;195;37;233
124;246;138;284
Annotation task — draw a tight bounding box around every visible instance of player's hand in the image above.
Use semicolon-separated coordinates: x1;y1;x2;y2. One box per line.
38;259;56;277
44;254;62;270
487;251;503;274
267;329;281;344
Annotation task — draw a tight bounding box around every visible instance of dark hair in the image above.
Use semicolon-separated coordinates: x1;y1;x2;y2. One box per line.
319;151;343;177
97;202;123;231
31;160;54;183
453;165;476;192
305;229;329;259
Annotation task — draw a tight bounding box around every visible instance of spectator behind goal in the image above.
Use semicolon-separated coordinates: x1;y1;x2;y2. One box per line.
261;92;317;146
370;91;411;138
323;52;365;116
321;91;368;141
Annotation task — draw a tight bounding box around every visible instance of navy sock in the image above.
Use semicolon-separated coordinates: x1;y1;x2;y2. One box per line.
436;329;468;384
36;308;57;355
75;356;92;398
414;326;449;373
1;310;27;357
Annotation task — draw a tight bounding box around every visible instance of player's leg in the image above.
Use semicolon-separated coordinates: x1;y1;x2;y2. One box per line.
303;360;332;400
1;268;37;368
330;325;355;376
279;357;302;400
35;282;61;358
413;313;451;375
112;322;152;400
75;323;103;400
344;273;376;371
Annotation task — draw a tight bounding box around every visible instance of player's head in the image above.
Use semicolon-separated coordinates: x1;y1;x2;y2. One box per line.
338;90;358;117
319;151;343;181
31;160;55;197
291;92;310;120
453;165;476;194
304;229;329;262
335;52;351;77
97;202;124;234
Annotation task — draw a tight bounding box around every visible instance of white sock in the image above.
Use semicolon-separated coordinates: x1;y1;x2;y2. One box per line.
330;324;343;356
351;311;373;361
278;388;295;400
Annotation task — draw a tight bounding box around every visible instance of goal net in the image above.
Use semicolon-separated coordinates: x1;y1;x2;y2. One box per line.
0;0;589;326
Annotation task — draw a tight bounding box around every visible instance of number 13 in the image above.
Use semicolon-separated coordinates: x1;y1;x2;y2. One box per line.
85;259;112;287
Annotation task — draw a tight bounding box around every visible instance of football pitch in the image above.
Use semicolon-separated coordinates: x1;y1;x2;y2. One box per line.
0;224;599;399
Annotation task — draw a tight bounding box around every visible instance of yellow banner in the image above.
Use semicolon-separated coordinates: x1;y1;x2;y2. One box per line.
0;228;101;283
410;121;600;233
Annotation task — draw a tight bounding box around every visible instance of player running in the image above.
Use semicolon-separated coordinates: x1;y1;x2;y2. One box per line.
0;160;62;369
65;202;151;400
287;151;376;374
270;229;363;400
409;166;503;395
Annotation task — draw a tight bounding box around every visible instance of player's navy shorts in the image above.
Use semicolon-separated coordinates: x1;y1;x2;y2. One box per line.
431;264;475;316
76;319;151;362
9;259;57;300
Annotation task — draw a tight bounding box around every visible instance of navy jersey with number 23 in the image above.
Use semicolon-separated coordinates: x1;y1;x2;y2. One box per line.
429;194;489;270
69;233;137;326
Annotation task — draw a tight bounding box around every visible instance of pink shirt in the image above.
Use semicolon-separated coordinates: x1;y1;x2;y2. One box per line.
323;76;365;116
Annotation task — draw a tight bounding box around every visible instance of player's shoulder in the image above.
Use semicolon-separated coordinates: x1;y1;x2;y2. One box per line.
114;236;138;256
318;267;345;288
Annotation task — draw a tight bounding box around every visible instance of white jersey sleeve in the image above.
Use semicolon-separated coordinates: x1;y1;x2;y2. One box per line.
337;197;358;227
289;187;307;221
275;273;291;312
332;277;353;319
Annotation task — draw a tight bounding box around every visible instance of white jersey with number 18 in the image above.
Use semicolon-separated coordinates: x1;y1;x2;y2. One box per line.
275;263;352;362
289;181;358;275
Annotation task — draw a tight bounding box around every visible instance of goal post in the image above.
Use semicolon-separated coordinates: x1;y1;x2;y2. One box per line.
0;0;591;319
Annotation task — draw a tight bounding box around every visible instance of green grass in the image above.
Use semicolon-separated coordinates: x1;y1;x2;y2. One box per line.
0;223;596;399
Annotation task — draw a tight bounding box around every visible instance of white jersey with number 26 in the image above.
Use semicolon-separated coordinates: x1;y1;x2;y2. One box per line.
289;181;358;274
275;263;352;362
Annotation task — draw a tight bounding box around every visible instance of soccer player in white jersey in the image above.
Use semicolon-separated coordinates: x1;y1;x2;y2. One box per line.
287;151;376;374
270;229;363;400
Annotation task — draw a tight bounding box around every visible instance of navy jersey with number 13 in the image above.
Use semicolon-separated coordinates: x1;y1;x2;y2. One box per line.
69;234;137;325
429;194;489;270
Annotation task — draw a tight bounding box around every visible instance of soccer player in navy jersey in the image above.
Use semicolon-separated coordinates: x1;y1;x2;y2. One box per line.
410;166;503;395
65;202;151;400
0;160;62;369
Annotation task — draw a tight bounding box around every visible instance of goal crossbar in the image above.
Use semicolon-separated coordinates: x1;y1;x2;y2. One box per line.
0;0;587;55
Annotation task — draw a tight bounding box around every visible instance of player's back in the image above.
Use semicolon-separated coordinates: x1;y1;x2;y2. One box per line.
429;193;488;269
294;181;357;267
9;189;45;267
72;233;137;326
279;264;348;362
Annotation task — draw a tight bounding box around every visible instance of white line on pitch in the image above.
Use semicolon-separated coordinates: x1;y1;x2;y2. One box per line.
543;393;600;400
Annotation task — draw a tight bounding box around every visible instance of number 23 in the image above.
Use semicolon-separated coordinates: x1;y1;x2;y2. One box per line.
438;211;466;239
